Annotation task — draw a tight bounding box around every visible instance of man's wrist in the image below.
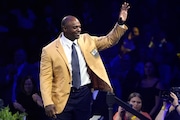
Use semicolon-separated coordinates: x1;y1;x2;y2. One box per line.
175;104;179;111
118;17;125;25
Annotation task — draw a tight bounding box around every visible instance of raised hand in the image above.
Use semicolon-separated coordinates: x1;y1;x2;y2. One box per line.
118;2;130;23
170;92;179;107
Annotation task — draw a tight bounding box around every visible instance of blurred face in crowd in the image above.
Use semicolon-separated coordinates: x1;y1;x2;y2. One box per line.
129;96;142;112
144;62;154;76
14;49;27;66
24;78;34;95
61;15;81;41
132;27;139;36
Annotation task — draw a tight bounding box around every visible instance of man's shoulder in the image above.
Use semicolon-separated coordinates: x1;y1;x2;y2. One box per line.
43;38;58;49
80;33;98;41
80;33;90;37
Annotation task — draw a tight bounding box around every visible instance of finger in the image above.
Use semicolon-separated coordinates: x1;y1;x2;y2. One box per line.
45;112;51;117
52;114;57;119
46;111;54;118
122;2;130;10
50;109;57;118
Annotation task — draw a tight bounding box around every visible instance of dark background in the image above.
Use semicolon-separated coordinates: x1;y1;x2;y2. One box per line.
0;0;180;65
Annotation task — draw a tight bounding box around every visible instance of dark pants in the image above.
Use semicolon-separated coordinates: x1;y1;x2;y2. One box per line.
52;85;92;120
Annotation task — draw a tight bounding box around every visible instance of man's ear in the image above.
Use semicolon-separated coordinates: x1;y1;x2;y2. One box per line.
62;26;67;32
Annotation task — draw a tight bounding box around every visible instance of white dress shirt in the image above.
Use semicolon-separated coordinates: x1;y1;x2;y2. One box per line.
60;33;91;86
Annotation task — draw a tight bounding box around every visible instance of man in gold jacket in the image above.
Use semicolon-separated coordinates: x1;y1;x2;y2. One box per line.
40;2;130;120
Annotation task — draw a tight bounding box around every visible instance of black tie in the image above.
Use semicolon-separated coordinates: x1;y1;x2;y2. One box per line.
71;43;81;89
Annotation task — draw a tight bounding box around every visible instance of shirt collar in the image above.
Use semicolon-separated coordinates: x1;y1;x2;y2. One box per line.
60;32;78;48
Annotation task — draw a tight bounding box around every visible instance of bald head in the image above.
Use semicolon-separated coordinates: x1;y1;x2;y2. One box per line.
61;15;77;27
61;15;81;41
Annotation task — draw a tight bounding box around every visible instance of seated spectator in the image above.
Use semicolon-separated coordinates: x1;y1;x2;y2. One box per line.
113;92;152;120
4;48;37;106
135;60;164;119
109;40;134;99
12;75;49;120
155;91;180;120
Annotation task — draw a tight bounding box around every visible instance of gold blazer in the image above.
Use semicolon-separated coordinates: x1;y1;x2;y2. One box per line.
40;23;128;114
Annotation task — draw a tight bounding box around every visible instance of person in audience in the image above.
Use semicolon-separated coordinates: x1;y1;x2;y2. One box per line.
13;75;49;120
155;91;180;120
135;60;164;119
109;40;133;99
109;26;141;101
4;48;36;106
113;92;152;120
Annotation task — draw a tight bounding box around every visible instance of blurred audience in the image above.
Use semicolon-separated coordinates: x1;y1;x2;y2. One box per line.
110;40;133;99
135;60;164;119
12;75;49;120
3;48;38;106
147;31;176;89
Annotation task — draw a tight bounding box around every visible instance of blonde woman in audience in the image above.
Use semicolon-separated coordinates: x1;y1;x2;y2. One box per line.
113;92;152;120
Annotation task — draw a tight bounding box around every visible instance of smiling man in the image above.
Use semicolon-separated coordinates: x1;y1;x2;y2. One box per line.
40;2;130;120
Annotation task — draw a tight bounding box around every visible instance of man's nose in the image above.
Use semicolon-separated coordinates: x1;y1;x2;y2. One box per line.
77;27;81;32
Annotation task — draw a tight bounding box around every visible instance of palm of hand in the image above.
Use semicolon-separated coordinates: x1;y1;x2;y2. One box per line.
119;2;130;21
